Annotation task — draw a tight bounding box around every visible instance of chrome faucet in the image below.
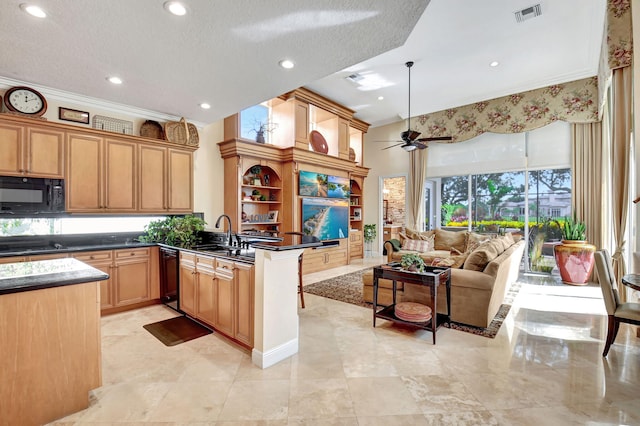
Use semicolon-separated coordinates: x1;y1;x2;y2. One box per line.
214;214;233;246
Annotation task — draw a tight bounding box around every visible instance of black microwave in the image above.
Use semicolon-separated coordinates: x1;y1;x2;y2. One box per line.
0;176;65;214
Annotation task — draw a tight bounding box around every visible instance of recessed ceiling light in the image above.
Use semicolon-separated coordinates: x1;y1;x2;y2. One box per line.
106;76;123;85
279;59;295;69
490;61;500;67
200;103;211;109
378;96;384;101
164;1;187;16
20;4;46;18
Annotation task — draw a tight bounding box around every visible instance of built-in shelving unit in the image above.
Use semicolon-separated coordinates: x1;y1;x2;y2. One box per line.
219;87;370;271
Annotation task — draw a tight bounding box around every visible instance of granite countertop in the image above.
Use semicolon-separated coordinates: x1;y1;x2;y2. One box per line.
0;258;110;295
251;234;322;251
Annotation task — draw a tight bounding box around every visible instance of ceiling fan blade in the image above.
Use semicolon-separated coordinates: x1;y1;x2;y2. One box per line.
413;141;428;149
416;136;453;142
381;142;404;150
401;130;421;141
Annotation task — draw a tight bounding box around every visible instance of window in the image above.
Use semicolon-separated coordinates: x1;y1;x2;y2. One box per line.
240;104;270;142
0;216;166;237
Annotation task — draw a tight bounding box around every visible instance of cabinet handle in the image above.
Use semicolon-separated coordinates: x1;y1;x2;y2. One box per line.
89;256;95;260
130;252;135;256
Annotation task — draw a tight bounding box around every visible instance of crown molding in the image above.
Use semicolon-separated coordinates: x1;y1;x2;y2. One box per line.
0;76;207;129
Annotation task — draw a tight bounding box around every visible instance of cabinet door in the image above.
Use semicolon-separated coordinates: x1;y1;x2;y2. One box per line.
215;272;235;336
0;256;27;264
167;149;193;212
113;249;150;306
179;261;197;317
104;138;137;211
196;267;216;326
26;126;64;178
139;144;167;212
73;251;114;311
234;262;254;346
66;133;103;211
0;122;24;176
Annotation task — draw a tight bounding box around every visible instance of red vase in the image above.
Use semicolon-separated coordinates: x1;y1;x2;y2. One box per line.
553;240;596;285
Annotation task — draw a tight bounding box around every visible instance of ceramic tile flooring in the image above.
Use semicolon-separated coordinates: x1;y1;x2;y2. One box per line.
51;255;640;425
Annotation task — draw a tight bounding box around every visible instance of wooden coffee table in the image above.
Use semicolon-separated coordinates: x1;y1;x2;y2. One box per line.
372;264;451;344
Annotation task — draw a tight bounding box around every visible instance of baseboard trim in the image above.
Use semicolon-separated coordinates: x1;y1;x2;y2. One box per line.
252;338;299;369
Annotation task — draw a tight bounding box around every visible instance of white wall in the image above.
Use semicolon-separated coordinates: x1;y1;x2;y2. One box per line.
193;121;225;230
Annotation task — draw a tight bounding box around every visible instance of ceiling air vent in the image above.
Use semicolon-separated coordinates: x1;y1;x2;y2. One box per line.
514;4;541;23
345;73;364;83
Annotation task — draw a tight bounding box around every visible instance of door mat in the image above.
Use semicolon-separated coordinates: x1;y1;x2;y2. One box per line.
143;315;212;346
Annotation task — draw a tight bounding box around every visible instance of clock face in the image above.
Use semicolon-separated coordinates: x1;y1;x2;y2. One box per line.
4;86;47;116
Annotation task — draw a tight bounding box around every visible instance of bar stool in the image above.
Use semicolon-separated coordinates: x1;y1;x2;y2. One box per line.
286;232;305;308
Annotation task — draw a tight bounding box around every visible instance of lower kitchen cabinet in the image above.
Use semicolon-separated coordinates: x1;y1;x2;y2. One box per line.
73;247;156;314
179;251;254;347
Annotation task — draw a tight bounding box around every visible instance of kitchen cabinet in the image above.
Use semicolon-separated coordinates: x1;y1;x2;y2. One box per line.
0;121;64;178
139;144;193;213
178;252;197;317
234;261;254;346
179;251;254;347
66;134;137;212
0;252;68;264
73;247;155;314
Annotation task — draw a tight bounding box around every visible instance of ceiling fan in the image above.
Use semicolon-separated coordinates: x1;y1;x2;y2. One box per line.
382;61;452;152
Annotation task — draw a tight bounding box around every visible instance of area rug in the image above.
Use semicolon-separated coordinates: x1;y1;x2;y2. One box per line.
303;268;521;338
143;315;212;346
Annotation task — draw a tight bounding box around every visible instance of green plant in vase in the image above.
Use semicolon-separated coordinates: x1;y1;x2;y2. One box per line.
139;215;206;248
363;224;376;243
560;215;586;242
401;253;426;273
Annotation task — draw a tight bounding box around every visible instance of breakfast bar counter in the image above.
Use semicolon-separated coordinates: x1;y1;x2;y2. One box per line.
0;258;108;426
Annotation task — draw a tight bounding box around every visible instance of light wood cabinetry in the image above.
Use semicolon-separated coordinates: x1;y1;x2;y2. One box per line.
179;251;254;347
179;252;197;317
0;114;195;214
0;252;69;264
73;247;157;314
138;145;193;213
220;87;370;273
0;120;64;178
349;178;364;260
66;134;137;212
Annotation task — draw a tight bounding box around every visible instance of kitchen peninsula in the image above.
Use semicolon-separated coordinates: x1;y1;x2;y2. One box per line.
0;258;108;426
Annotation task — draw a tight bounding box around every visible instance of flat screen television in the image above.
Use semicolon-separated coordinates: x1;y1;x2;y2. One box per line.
327;175;350;199
299;171;328;197
301;197;349;240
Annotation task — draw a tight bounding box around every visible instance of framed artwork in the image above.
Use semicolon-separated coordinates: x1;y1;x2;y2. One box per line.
267;210;278;222
59;107;89;124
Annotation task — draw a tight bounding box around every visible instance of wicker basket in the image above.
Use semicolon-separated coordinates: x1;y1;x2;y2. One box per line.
140;120;164;139
164;118;199;147
92;115;133;135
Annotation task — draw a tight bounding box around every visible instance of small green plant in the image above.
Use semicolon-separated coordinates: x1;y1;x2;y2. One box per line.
401;253;425;272
560;215;586;241
139;215;206;248
363;224;377;243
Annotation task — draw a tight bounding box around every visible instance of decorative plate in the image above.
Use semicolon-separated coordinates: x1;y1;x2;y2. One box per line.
309;130;328;154
349;147;356;161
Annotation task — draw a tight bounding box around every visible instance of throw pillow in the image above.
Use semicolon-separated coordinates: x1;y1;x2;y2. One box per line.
465;232;495;252
462;239;503;272
405;227;435;241
434;229;467;252
402;235;435;252
432;253;468;269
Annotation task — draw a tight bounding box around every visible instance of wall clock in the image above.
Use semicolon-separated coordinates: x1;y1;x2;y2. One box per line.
4;86;47;116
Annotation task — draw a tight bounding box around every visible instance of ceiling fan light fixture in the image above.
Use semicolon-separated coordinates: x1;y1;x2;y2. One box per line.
402;144;417;152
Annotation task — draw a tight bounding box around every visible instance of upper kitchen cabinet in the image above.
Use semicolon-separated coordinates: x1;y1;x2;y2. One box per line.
0;117;64;178
66;134;137;212
138;144;193;213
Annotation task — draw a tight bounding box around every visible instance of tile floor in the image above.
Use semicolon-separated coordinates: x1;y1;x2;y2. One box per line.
51;255;640;425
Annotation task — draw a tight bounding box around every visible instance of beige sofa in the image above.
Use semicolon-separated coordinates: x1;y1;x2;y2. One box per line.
362;229;525;328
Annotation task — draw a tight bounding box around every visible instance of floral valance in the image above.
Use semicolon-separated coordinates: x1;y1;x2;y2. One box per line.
414;77;599;143
606;0;632;70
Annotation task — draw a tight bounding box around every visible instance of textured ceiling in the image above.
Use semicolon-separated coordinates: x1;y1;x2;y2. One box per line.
0;0;605;128
0;0;427;125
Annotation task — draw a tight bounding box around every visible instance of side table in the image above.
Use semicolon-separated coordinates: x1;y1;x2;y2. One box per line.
372;264;451;344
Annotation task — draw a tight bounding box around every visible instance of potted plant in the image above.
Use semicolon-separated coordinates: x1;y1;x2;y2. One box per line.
401;253;426;273
363;224;376;257
139;215;206;249
553;215;595;285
